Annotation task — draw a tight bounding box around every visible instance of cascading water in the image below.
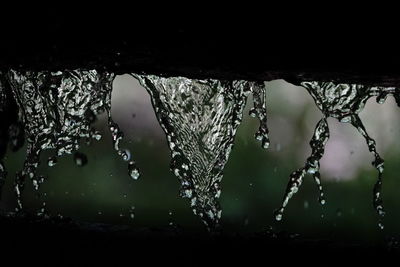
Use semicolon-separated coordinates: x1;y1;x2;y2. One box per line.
0;69;397;232
275;81;399;228
6;69;139;211
133;74;254;228
249;81;270;149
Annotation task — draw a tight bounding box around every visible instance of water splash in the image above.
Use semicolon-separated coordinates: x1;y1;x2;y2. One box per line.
3;68;397;230
249;81;270;149
276;81;396;226
275;117;329;221
7;69;137;210
134;74;250;229
108;112;135;163
104;78;140;179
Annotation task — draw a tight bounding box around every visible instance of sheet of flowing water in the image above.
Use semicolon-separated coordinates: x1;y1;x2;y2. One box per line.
133;74;268;228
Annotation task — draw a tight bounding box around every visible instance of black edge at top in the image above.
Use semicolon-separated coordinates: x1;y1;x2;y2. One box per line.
1;6;399;87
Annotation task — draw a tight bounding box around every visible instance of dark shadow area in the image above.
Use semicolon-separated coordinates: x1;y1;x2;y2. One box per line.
1;6;400;86
0;213;398;264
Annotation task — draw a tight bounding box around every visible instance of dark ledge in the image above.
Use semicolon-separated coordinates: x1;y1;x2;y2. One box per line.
0;212;398;263
1;8;400;87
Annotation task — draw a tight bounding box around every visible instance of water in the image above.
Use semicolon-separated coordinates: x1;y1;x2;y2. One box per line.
129;206;135;220
47;156;57;167
275;81;397;226
128;160;140;180
74;152;88;167
249;81;270;149
133;74;254;229
6;69;139;210
275;117;329;220
1;70;398;233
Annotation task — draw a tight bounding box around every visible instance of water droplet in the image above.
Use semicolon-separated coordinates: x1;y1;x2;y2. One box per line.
47;156;57;167
128;161;140;180
275;143;281;151
243;217;249;226
74;152;88;167
107;107;140;179
129;206;135;220
336;208;342;217
274;210;283;221
168;210;175;226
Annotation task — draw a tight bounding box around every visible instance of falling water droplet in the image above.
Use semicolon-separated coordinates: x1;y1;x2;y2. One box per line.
36;201;47;217
107;106;140;178
336;208;342;217
275;212;282;222
74;152;88;167
47;156;57;167
168;210;175;226
128;161;140;180
129;206;135;220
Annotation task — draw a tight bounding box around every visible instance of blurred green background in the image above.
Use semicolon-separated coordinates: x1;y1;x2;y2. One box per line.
1;75;400;246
